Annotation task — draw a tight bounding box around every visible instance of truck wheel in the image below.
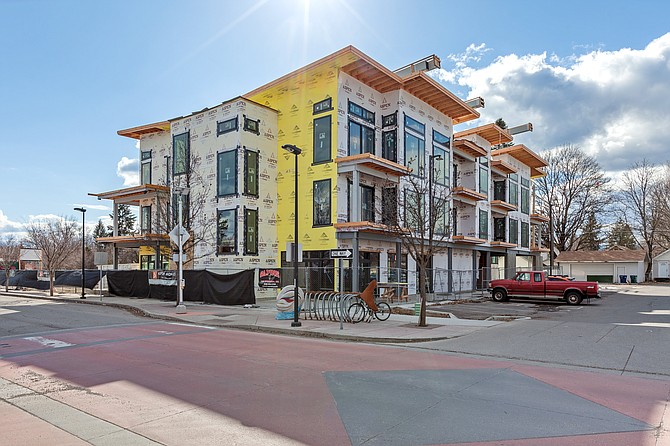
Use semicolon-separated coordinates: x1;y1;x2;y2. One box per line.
565;291;583;305
492;289;508;302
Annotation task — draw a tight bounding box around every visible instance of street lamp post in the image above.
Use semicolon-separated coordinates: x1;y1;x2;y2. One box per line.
173;186;189;314
549;200;555;274
282;144;302;328
74;207;87;299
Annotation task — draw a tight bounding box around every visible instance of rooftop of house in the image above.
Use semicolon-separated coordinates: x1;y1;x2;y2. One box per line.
556;249;648;263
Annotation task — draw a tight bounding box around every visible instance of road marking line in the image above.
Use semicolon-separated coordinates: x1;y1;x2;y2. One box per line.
168;322;217;330
23;337;74;348
614;322;670;328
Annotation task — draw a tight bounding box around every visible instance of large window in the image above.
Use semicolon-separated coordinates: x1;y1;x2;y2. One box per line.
348;101;375;124
509;174;519;207
313;115;332;164
479;209;489;240
349;120;375;155
217;150;237;196
172;132;189;176
217;117;237;135
433;146;449;185
217;209;237;255
313;179;331;226
404;115;425;134
361;185;375;222
382;130;397;162
382;187;398;226
141;160;151;185
404;189;422;230
141;206;151;233
433;130;450;146
244;150;258;196
521;221;530;248
434;198;448;235
509;218;519;245
405;132;425;176
244;208;258;255
521;186;530;214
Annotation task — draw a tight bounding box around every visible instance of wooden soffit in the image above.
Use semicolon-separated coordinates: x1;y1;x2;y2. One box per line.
89;184;170;205
452;235;486;245
335;153;411;177
492;144;548;169
491;159;517;175
454;123;513;146
95;234;170;248
117;121;170;140
401;72;479;124
453;139;488;158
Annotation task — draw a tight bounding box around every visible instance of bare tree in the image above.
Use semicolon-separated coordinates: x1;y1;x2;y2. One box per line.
619;160;663;281
0;235;21;292
655;162;670;250
24;216;79;296
535;144;611;251
383;167;451;327
156;153;216;267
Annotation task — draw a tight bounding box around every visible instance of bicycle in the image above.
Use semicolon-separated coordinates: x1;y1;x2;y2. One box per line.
347;298;392;323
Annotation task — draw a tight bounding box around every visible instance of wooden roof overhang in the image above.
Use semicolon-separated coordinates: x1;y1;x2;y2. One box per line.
335;153;411;178
89;184;170;206
490;200;518;213
453;139;488;158
531;245;550;253
530;213;550;224
117;121;170;140
492;144;548;172
452;186;487;203
401;72;479;124
334;221;395;234
491;159;517;175
95;234;170;248
452;235;486;245
454;123;513;146
490;241;518;248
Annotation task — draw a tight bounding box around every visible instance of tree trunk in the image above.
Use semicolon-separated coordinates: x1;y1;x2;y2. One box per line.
417;268;427;327
49;272;55;297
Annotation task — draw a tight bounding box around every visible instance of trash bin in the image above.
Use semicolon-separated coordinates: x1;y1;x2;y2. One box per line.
630;275;637;283
619;275;627;283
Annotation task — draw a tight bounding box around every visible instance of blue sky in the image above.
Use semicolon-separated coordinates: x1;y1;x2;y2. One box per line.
1;0;669;236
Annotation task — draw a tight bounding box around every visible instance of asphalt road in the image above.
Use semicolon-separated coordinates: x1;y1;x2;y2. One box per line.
416;286;670;378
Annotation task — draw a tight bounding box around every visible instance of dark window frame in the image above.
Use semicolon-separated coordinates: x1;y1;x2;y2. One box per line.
217;149;238;197
360;184;375;223
172;132;190;176
313;114;332;164
141;160;151;185
382;129;397;162
404;114;425;135
217;116;238;136
313;97;333;115
382;112;397;128
313;179;332;227
244;207;259;256
509;218;519;244
348;119;375;156
217;208;238;255
141;206;151;232
479;209;489;240
348;100;375;124
432;129;450;147
521;221;530;248
432;145;449;185
404;131;425;177
243;116;260;135
243;149;259;197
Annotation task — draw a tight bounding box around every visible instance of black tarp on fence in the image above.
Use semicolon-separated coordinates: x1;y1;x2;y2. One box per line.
0;270;103;290
106;269;255;305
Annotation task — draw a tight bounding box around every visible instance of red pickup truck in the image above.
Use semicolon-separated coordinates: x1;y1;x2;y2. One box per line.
488;271;601;305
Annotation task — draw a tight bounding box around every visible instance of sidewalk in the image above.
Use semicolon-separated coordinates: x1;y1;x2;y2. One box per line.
0;290;501;343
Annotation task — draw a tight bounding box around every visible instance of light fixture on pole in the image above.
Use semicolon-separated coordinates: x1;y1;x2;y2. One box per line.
281;144;302;328
548;198;555;274
74;207;87;299
172;186;190;314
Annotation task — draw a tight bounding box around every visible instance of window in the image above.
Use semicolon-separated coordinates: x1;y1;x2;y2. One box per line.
217;209;237;255
493;180;506;201
452;207;458;236
521;186;530;214
243;116;260;135
172;132;189;175
217;117;238;135
405;132;425;176
518;272;531;282
479;209;488;240
141;206;151;233
172;193;189;227
434;198;448;235
348;100;374;124
313;115;331;163
382;112;397;128
494;217;505;241
404;115;425;134
534;272;542;282
433;130;450;147
521;221;530;248
479;165;489;197
217;150;237;196
141;160;151;185
348;120;375;155
433;146;449;185
244;208;258;255
387;252;407;282
313;97;332;115
382;187;398;226
244;150;259;196
313;179;331;226
509;218;519;244
382;130;397;162
509;176;518;207
361;185;375;222
521;177;530;188
405;189;422;230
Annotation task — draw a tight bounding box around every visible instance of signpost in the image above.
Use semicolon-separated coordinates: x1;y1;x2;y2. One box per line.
330;249;353;331
170;222;189;314
330;249;352;259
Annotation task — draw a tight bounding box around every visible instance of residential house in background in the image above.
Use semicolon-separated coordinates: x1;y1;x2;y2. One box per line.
555;249;648;283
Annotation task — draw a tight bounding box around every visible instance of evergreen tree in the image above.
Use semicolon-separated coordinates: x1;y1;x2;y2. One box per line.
107;204;137;236
577;211;603;250
606;218;638;249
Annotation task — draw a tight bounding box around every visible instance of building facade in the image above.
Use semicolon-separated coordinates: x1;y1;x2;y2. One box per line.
94;46;549;297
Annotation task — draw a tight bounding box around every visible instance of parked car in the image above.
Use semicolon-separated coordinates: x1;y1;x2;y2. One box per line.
488;271;600;305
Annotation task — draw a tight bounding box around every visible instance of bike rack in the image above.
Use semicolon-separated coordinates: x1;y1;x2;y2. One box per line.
302;291;360;322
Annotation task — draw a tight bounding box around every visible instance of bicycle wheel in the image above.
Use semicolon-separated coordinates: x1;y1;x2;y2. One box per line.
374;302;391;321
347;303;366;324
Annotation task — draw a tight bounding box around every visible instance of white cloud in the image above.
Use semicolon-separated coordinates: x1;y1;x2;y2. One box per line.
434;33;670;173
0;209;26;239
72;204;110;211
117;156;139;186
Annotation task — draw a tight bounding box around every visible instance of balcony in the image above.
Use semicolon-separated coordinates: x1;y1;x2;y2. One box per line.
334;221;395;234
453;139;487;158
335;153;411;179
491;159;517;175
452;186;487;203
530;213;550;224
490;200;517;213
531;244;550;253
452;234;487;245
492;144;548;178
491;240;518;248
